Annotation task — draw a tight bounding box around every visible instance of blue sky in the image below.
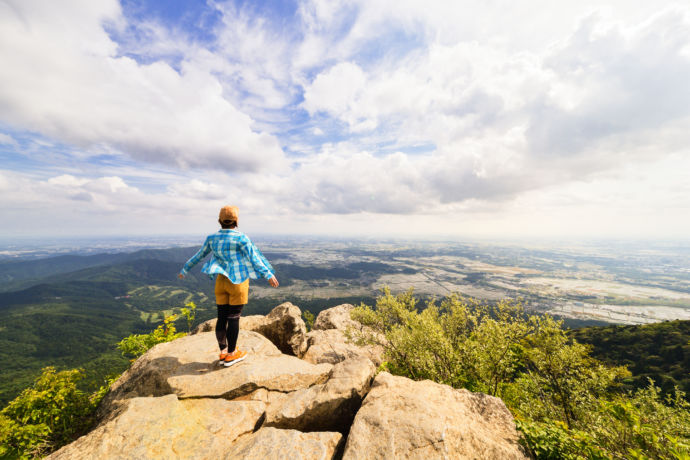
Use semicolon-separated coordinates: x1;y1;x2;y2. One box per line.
1;0;689;239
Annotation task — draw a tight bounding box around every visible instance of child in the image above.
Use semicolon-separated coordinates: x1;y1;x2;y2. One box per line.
178;205;279;366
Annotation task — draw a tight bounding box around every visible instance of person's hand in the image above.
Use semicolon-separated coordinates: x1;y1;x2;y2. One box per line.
178;273;185;279
268;276;279;288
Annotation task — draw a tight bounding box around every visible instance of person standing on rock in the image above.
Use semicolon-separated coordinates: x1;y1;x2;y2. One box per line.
178;205;279;367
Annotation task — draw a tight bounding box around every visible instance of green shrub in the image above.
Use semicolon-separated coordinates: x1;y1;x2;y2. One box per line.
350;288;690;459
1;310;187;459
505;314;630;427
0;367;98;459
117;313;185;360
302;310;315;331
516;386;690;460
515;419;608;460
587;384;690;459
180;301;197;333
351;288;556;395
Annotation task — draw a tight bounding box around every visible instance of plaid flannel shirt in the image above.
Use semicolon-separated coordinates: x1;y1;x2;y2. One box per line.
180;229;274;283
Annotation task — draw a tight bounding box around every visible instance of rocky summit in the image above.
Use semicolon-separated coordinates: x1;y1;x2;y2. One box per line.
49;303;528;460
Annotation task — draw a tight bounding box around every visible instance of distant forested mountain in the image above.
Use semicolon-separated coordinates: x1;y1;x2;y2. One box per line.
0;247;374;405
0;247;208;404
571;320;690;396
0;246;200;292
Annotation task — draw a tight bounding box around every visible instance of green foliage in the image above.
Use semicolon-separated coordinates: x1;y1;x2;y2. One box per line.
117;314;185;360
0;309;179;459
302;309;315;331
515;419;608;460
180;301;197;333
351;288;542;394
590;384;690;459
0;250;212;406
506;314;630;427
571;320;690;398
0;367;98;459
350;288;690;459
516;385;690;460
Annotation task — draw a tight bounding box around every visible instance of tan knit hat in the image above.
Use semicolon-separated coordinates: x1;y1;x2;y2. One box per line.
219;205;239;223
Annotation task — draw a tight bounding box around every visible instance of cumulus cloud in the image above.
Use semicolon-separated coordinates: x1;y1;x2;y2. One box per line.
0;169;233;235
1;0;689;237
168;179;228;200
294;5;690;212
528;8;690;158
0;0;286;173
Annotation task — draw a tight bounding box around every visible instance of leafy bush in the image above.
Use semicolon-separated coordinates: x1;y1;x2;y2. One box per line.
302;309;315;331
504;314;629;427
350;288;690;459
515;419;609;460
117;313;185;360
589;384;690;459
1;309;188;459
0;367;110;459
517;385;690;460
180;301;197;333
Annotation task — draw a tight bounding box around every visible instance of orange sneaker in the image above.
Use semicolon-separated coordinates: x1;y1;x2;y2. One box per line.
223;349;247;367
218;352;229;363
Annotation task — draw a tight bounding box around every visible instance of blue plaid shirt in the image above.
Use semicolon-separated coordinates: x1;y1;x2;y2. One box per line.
180;230;274;283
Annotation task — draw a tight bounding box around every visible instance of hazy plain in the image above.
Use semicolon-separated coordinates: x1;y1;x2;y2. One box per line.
2;236;689;325
250;237;690;325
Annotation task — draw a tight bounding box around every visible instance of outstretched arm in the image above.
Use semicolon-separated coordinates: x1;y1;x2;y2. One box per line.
178;237;211;278
240;238;279;287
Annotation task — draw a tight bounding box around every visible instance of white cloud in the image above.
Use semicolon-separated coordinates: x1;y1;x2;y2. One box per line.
295;5;690;213
47;175;90;187
1;0;689;238
168;179;228;200
0;169;224;235
302;62;367;120
0;132;18;146
0;0;287;173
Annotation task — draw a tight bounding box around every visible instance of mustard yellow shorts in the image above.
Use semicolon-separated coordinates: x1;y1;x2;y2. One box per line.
214;275;249;305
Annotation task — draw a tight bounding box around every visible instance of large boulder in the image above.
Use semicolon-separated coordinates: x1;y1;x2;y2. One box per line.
313;304;359;330
48;394;265;460
196;303;307;356
264;357;376;433
301;329;383;366
241;315;271;332
191;318;215;334
169;354;332;400
225;427;343;460
99;330;330;416
253;302;307;356
342;372;528;460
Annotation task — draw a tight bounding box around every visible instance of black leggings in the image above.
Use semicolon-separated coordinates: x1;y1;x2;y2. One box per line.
216;304;244;351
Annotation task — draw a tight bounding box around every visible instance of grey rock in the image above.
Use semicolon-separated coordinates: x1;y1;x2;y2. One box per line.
98;330;332;417
49;394;265;460
302;329;383;366
313;303;358;330
252;302;307;356
264;357;376;432
342;372;528;460
225;427;343;460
